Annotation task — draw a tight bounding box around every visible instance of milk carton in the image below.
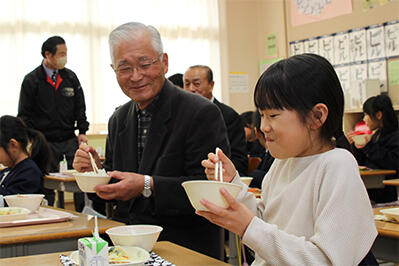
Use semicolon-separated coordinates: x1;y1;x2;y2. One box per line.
78;236;109;266
78;216;108;266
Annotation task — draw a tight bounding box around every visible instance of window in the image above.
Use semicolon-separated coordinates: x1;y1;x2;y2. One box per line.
0;0;221;130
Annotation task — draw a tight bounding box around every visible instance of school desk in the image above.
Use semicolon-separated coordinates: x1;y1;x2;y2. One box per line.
359;169;397;189
0;206;124;258
0;241;230;266
43;173;79;208
382;178;399;196
372;207;399;263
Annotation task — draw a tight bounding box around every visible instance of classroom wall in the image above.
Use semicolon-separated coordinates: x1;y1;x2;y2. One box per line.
220;0;399;114
285;0;399;106
220;0;287;114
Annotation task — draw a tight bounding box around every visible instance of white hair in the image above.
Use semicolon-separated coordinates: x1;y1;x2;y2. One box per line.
109;22;164;64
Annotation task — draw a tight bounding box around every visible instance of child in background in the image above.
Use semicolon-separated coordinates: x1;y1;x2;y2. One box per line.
199;54;377;265
248;110;274;188
347;94;399;203
0;115;50;195
240;111;266;158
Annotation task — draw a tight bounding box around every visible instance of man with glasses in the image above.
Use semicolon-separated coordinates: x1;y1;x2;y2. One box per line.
73;22;230;260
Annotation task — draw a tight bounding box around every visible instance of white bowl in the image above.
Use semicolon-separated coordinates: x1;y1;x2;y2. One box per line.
240;177;253;186
380;208;399;222
182;180;242;211
352;134;372;146
106;225;163;251
0;207;30;222
70;246;150;266
73;171;111;192
4;194;44;213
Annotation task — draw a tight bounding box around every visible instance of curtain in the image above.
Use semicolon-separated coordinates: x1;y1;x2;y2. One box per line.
0;0;221;131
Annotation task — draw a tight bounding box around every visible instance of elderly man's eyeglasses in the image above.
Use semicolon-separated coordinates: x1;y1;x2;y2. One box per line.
114;53;162;76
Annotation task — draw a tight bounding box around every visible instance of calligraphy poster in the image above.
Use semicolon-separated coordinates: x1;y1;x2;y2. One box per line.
335;65;351;92
385;21;399;58
368;59;387;92
348;62;368;108
367;25;386;60
290;40;304;56
290;0;352;27
319;35;335;64
304;37;319;54
334;32;350;65
349;28;367;63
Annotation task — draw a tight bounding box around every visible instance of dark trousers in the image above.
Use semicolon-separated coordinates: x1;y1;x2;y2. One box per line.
46;137;84;211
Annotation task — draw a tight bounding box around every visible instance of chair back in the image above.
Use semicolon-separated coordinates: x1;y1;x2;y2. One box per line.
248;156;262;175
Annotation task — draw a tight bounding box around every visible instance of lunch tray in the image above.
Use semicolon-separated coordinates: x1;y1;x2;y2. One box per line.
60;251;175;266
0;207;76;228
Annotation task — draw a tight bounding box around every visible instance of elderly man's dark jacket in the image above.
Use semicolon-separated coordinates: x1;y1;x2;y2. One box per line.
101;80;230;259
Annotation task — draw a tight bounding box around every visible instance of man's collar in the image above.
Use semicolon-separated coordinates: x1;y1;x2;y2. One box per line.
42;60;57;78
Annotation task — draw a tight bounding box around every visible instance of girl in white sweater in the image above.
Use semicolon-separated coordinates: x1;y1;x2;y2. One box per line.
199;54;377;265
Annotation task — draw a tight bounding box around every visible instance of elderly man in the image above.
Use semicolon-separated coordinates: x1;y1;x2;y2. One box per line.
73;22;229;259
184;65;248;175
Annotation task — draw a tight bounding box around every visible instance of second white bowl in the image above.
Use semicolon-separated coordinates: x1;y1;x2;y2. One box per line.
106;225;163;252
4;194;44;213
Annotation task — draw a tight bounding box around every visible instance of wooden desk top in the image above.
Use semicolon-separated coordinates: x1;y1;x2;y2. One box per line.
0;207;123;245
0;241;229;266
374;208;399;239
360;169;396;177
383;179;399;186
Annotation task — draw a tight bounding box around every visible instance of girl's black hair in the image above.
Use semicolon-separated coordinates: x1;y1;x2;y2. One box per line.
254;53;351;151
363;94;398;137
0;115;51;174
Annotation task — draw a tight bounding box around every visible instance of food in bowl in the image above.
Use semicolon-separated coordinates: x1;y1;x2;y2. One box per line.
352;134;372;146
182;180;242;211
73;170;111;193
0;207;30;222
70;246;150;265
240;177;253;186
380;208;399;222
4;194;44;213
106;225;163;251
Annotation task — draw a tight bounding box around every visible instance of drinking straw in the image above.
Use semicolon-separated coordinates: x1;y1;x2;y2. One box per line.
94;216;99;240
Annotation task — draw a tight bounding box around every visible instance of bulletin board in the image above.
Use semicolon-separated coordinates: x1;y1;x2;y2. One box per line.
284;0;399;106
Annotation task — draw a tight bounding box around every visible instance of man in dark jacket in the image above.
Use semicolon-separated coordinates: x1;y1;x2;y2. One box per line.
18;36;89;209
183;65;248;175
73;22;230;260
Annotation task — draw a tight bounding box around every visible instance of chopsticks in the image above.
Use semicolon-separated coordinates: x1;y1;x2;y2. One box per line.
88;152;99;174
214;147;223;182
82;141;99;174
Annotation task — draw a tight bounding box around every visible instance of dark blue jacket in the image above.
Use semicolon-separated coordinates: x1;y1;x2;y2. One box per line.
353;129;399;203
0;158;43;196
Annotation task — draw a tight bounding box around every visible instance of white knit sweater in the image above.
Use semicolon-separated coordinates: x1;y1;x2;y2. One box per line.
234;148;377;266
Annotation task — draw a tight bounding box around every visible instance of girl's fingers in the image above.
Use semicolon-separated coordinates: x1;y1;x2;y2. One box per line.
220;188;239;209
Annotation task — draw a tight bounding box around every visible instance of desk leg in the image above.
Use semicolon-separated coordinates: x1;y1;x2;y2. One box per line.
228;231;239;265
57;191;65;208
372;235;399;263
